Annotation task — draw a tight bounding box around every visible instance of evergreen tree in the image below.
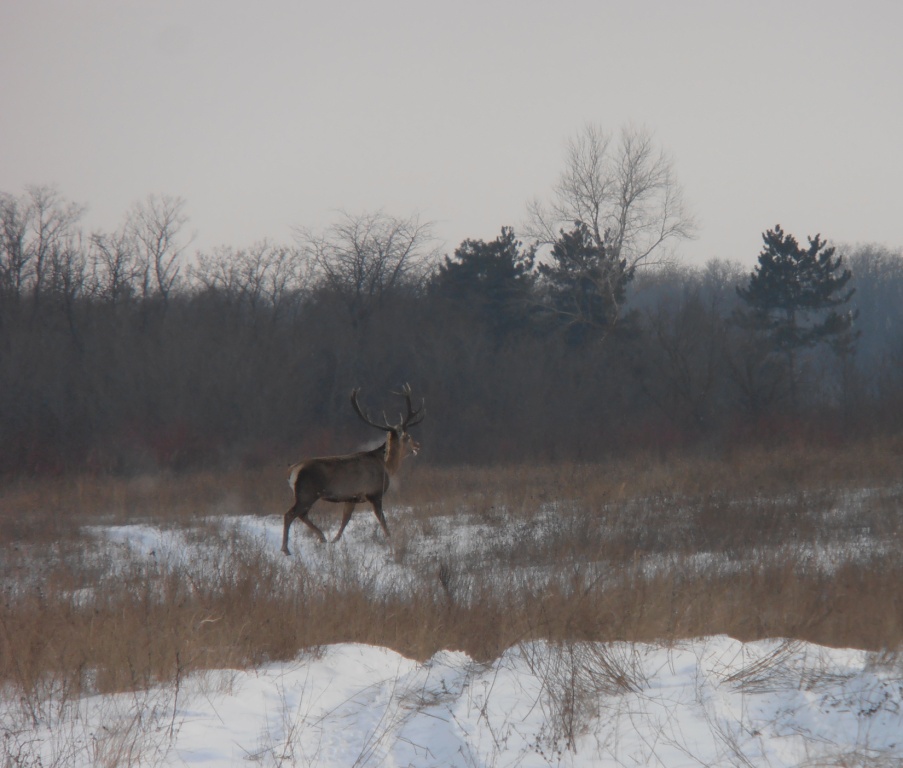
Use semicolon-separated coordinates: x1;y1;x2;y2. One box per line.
734;225;857;406
429;227;535;341
537;221;633;344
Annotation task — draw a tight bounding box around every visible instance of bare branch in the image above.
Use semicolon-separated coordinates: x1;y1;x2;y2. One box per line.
294;210;437;321
125;194;190;300
525;123;696;272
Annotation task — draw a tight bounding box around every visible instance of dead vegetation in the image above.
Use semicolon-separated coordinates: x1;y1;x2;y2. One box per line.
2;440;903;706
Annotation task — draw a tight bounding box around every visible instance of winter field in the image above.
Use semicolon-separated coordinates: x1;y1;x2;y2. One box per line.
3;445;903;766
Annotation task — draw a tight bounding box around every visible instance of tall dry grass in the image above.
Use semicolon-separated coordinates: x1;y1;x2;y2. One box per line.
2;439;903;707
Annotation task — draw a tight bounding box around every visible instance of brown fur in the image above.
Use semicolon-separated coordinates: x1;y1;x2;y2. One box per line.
281;388;423;554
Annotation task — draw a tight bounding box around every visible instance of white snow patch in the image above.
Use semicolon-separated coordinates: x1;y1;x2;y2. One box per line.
5;637;903;767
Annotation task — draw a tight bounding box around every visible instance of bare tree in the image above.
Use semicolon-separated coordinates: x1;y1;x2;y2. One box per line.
0;191;29;299
89;228;141;304
0;186;85;303
27;186;86;304
253;243;310;314
47;232;87;300
643;290;727;431
125;194;190;301
295;211;436;324
191;241;310;314
526;123;696;271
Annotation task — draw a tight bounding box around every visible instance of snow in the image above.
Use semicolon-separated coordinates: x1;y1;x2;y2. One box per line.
6;508;903;766
6;637;903;766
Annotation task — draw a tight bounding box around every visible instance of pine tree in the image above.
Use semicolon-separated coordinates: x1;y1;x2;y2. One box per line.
429;227;535;342
537;221;633;345
735;225;857;407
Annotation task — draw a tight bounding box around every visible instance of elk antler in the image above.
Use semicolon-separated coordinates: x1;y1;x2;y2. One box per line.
350;389;392;431
396;383;425;429
351;386;425;431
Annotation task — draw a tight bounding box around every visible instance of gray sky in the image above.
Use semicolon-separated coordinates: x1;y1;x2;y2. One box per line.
2;0;901;266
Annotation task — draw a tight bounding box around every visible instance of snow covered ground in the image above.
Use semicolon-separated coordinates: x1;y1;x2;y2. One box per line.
5;507;903;767
7;636;903;767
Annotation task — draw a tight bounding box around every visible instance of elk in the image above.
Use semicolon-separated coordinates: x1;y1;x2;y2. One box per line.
281;385;425;554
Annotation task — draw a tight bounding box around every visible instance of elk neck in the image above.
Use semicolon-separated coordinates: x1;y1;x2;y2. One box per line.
383;431;404;475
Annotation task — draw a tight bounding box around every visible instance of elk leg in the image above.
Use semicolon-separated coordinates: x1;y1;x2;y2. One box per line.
368;496;391;538
298;507;328;544
281;505;298;555
331;501;355;542
282;500;326;554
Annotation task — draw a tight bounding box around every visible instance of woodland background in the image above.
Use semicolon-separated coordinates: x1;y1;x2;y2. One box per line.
3;127;903;475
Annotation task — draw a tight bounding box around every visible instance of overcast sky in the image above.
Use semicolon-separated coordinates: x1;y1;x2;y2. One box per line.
2;1;901;266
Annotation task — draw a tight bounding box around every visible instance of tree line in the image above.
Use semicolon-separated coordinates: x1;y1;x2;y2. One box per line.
2;126;903;474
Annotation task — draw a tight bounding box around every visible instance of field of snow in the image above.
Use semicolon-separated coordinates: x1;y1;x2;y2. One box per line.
5;503;903;767
8;634;903;767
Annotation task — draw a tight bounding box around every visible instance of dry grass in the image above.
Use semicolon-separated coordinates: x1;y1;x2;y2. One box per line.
2;439;903;706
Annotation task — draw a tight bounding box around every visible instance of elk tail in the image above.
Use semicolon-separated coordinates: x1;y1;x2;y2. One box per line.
288;462;302;491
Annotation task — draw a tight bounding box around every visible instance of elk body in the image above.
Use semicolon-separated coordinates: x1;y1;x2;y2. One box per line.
281;386;424;555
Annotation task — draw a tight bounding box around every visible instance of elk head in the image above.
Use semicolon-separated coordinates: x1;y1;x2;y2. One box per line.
351;383;425;469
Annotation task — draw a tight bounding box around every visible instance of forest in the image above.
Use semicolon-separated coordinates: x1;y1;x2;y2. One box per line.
3;127;903;476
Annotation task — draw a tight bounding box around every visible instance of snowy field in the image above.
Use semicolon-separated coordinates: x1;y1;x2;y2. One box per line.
4;505;903;767
7;634;903;767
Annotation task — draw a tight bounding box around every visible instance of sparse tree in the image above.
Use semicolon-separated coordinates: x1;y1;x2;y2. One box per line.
526;124;696;271
0;192;29;299
46;232;88;303
642;290;727;432
845;244;903;369
192;241;309;316
26;186;86;305
296;211;436;326
125;194;190;301
0;185;85;304
89;228;140;304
